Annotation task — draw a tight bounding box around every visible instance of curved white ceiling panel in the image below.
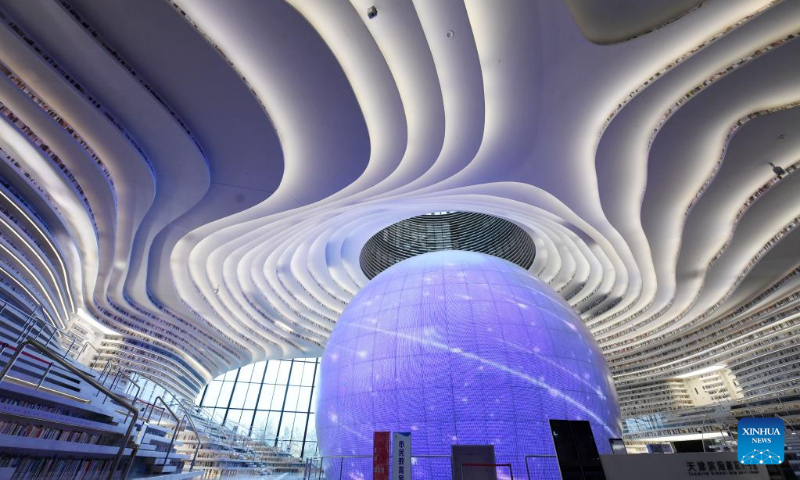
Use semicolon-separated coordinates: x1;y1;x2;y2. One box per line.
0;0;798;402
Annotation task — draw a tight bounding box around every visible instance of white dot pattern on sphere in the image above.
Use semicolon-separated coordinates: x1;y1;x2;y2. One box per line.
317;251;621;480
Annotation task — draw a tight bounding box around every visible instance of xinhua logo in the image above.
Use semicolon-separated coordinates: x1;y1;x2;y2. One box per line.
738;417;784;465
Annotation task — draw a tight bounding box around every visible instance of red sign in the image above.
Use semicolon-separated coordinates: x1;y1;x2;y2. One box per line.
374;431;390;480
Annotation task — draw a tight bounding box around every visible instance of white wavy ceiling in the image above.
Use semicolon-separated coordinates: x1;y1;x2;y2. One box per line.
0;0;798;397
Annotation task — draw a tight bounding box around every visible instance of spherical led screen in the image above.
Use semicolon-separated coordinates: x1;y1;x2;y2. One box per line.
317;250;620;480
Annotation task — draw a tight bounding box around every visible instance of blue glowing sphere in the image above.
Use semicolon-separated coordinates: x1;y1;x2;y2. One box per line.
317;251;620;479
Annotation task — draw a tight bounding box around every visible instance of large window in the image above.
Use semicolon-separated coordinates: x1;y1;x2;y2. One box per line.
195;358;320;458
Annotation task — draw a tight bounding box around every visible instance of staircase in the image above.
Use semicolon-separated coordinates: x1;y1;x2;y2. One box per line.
0;298;307;478
0;301;201;479
784;431;800;477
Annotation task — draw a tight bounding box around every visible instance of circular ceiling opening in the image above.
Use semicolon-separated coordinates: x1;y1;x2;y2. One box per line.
359;211;536;279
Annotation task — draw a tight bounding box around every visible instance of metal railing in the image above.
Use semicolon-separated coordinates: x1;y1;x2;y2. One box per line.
168;400;309;475
306;453;561;480
145;396;182;466
105;369;142;424
6;303;94;360
625;396;800;440
3;300;107;366
178;409;201;471
167;398;201;471
97;357;120;386
524;455;558;480
62;336;79;359
311;455;372;480
0;339;139;480
0;341;65;391
308;454;458;480
185;403;238;446
13;305;43;343
76;339;100;361
12;306;70;353
106;369;141;403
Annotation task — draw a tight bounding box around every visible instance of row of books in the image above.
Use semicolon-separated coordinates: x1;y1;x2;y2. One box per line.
0;455;114;479
0;421;108;445
0;396;79;419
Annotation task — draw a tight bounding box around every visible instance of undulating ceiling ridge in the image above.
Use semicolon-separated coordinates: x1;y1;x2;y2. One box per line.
0;0;797;403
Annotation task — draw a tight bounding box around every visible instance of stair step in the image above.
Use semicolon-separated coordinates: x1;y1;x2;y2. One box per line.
147;457;180;465
133;471;202;480
143;423;171;435
0;351;83;391
149;464;178;474
143;433;182;446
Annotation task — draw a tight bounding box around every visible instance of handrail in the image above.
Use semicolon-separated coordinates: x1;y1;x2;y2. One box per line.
146;396;181;467
121;372;141;406
17;315;70;357
28;319;48;344
104;369;141;423
2;301;68;351
134;397;168;413
42;323;60;349
0;341;77;391
145;395;179;426
35;361;54;390
1;298;40;321
107;368;138;398
0;301;63;340
170;400;201;471
191;404;236;445
0;339;139;480
312;455;372;480
775;396;796;429
15;317;34;343
181;411;201;470
769;412;795;436
62;336;79;359
15;305;41;342
699;410;713;453
0;341;62;367
524;454;557;480
12;306;69;351
98;357;118;385
308;454;430;480
76;339;100;360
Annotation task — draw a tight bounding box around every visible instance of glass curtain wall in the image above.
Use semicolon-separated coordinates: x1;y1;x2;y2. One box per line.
128;371;179;406
195;357;320;458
